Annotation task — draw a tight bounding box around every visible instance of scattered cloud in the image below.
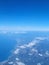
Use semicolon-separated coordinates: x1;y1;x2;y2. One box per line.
36;37;48;41
45;51;49;56
0;26;49;32
37;63;41;65
1;37;49;65
31;48;38;53
16;61;25;65
8;61;13;64
38;53;43;57
14;48;20;54
14;37;48;55
16;58;20;61
25;41;36;47
19;45;26;49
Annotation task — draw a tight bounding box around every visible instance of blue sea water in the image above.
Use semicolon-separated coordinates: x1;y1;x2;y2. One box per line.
0;32;32;62
0;33;17;62
0;31;49;62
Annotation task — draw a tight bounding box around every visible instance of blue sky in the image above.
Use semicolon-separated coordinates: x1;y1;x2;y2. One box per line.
0;0;49;31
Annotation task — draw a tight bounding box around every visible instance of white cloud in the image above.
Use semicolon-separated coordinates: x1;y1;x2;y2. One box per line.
31;48;38;53
14;48;20;54
0;31;8;34
28;48;38;55
15;37;48;52
16;58;20;61
45;51;49;56
14;31;27;34
0;25;49;32
25;37;47;48
36;37;48;40
37;63;41;65
26;42;36;47
8;61;13;64
38;53;43;57
19;45;26;49
1;37;49;65
25;37;40;48
16;61;25;65
26;37;49;47
14;37;48;56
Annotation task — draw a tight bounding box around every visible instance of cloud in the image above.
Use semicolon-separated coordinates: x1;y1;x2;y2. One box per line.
8;61;13;64
25;37;47;48
15;37;48;53
0;26;49;32
37;63;41;65
35;37;48;40
14;48;20;54
31;48;38;53
19;45;26;49
45;51;49;56
28;48;38;56
2;37;49;65
16;58;20;61
18;39;37;49
16;61;25;65
0;31;8;34
25;41;36;47
14;31;27;34
38;53;43;57
0;26;33;32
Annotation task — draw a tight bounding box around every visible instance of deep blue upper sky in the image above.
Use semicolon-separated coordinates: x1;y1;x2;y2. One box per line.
0;0;49;31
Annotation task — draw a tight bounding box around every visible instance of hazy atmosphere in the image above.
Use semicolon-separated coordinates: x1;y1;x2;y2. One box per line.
0;0;49;65
0;0;49;31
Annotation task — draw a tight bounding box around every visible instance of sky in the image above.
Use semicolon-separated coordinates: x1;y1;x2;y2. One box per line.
0;0;49;31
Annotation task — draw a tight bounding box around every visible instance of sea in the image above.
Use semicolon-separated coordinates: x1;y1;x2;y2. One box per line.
0;31;49;62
